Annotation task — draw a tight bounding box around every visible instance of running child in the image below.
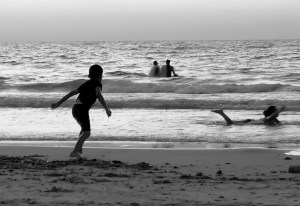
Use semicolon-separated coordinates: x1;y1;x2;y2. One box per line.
51;64;111;159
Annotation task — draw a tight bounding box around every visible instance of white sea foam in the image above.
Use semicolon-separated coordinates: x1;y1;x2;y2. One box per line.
0;108;299;144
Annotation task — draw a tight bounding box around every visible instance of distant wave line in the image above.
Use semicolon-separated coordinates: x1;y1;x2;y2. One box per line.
1;96;300;111
2;79;298;94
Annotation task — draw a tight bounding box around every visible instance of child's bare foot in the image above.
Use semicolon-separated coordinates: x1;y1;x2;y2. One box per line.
70;151;84;160
211;109;224;114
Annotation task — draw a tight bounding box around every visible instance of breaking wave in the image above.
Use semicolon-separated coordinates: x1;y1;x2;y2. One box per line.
1;95;300;110
5;79;298;94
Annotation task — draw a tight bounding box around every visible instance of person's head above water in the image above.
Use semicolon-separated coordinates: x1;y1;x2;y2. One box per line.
166;59;170;65
263;106;277;117
153;61;158;66
89;64;103;80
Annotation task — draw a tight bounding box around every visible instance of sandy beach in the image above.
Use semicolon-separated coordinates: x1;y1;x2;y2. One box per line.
0;145;299;205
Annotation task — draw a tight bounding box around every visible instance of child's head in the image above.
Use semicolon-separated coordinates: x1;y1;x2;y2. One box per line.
89;64;103;80
263;106;277;117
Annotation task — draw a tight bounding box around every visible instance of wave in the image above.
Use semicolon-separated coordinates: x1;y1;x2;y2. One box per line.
4;79;299;94
3;77;294;93
252;54;276;60
245;42;275;49
13;79;86;91
0;76;10;80
58;55;76;59
1;95;300;110
144;57;154;60
106;71;147;77
1;61;22;65
283;73;300;80
175;46;188;50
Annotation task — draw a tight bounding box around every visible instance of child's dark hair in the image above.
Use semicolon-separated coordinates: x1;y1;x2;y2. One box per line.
263;106;277;117
89;64;103;80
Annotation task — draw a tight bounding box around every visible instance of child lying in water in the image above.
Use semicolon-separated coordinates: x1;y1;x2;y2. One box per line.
212;106;285;126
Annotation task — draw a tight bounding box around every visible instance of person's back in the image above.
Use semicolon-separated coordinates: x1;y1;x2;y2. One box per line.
160;59;177;77
160;65;168;77
148;61;160;77
77;79;102;109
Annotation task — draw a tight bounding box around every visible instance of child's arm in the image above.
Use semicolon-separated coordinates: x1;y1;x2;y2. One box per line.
266;106;285;120
51;89;79;109
172;67;178;77
96;87;111;117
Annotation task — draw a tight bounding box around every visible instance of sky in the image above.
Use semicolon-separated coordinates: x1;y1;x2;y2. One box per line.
0;0;300;41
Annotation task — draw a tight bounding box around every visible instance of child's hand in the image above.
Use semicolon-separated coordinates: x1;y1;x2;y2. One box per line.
106;109;112;117
51;103;59;109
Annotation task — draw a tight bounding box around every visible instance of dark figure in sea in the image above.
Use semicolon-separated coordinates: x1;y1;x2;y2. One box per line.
148;61;160;77
212;106;285;126
160;59;178;77
51;64;112;159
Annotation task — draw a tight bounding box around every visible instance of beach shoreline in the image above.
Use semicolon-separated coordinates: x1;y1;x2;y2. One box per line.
0;145;300;205
1;140;300;150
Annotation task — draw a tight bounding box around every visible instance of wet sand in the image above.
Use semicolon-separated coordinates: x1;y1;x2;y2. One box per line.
0;146;300;205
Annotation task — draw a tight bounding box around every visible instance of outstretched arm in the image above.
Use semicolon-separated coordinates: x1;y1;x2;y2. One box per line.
51;89;79;109
96;87;111;117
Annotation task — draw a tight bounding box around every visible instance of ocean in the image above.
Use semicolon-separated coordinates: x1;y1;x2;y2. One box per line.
0;40;300;148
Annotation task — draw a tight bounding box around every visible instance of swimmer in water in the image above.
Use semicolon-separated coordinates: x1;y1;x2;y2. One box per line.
212;106;285;126
160;59;178;77
148;61;160;77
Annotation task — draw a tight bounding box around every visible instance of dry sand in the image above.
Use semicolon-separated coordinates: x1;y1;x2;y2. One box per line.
0;145;300;205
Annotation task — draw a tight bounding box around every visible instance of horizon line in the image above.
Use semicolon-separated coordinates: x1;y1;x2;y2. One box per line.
0;38;299;43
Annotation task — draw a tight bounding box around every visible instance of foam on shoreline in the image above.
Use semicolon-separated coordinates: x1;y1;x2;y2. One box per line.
0;140;299;151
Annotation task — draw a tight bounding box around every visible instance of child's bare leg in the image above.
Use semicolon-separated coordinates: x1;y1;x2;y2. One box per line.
73;131;90;154
211;109;233;125
77;130;84;153
79;130;83;136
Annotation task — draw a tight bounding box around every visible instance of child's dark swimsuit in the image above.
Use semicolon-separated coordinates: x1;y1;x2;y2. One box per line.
72;79;102;131
243;119;252;123
72;104;90;131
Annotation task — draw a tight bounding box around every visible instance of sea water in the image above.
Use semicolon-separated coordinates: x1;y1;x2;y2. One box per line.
0;40;300;147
